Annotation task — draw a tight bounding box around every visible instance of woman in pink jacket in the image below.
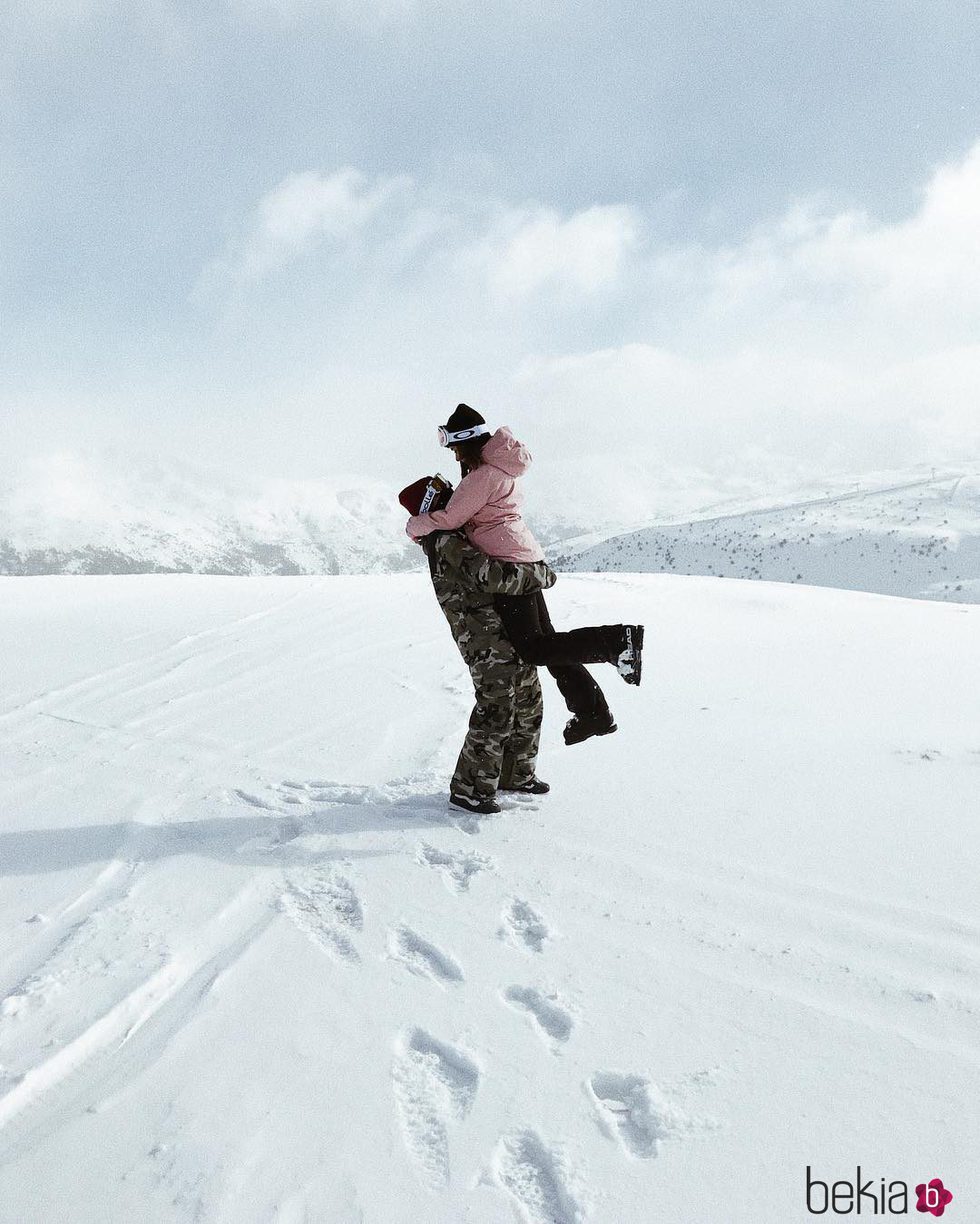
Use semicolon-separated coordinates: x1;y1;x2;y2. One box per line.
406;404;643;745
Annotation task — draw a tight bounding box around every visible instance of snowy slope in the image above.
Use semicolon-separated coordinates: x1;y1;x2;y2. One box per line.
556;469;980;602
1;576;978;1224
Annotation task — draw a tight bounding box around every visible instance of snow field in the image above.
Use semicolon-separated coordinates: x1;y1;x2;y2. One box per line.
0;573;978;1222
560;470;980;602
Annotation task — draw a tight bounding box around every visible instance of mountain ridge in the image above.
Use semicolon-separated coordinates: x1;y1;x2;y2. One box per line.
554;467;980;602
2;456;978;601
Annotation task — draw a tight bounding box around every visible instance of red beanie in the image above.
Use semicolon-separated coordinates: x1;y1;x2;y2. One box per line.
398;473;454;516
398;477;433;516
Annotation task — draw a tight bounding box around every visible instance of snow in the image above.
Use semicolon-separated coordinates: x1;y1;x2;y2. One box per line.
557;466;980;602
1;573;978;1222
5;455;979;606
0;455;420;576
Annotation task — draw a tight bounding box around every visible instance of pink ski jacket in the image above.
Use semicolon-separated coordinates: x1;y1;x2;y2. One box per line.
406;427;545;563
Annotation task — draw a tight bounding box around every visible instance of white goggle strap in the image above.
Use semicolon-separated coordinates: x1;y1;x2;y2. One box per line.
419;481;442;514
438;424;490;447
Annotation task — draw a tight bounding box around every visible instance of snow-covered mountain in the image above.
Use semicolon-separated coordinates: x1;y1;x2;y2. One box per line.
0;455;419;576
555;466;980;602
4;456;979;602
1;573;978;1222
0;454;593;578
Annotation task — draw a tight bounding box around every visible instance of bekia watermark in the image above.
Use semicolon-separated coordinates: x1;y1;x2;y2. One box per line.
806;1167;954;1216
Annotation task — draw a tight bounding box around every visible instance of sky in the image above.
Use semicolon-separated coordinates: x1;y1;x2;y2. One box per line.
2;0;980;520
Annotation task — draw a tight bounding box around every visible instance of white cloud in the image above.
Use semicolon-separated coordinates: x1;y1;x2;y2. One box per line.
503;141;980;473
217;140;980;326
467;204;642;301
206;171;642;303
669;141;980;355
195;143;980;483
234;168;411;278
512;336;980;477
513;344;883;462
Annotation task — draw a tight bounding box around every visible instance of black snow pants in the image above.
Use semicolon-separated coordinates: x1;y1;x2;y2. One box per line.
493;590;613;720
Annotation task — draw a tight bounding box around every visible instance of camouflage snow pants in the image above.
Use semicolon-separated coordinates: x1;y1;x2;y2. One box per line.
422;531;549;802
452;646;543;802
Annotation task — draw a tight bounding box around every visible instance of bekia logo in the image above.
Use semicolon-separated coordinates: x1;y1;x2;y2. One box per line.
916;1180;954;1218
806;1167;954;1216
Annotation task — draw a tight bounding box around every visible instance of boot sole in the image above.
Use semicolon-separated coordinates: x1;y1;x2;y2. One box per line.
619;625;644;686
448;797;500;815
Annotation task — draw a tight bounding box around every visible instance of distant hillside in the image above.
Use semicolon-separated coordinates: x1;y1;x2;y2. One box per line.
554;469;980;602
0;457;420;577
0;453;608;578
3;457;979;600
0;452;614;577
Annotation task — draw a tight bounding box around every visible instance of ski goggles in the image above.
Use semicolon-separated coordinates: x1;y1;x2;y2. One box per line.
438;424;490;447
419;473;453;514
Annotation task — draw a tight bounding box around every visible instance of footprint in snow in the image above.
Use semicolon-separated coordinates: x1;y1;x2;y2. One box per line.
0;994;28;1019
499;899;549;954
416;843;493;893
447;811;483;836
503;986;573;1050
283;780;383;806
587;1071;693;1159
279;776;450;815
388;926;464;986
392;1027;480;1189
280;869;363;965
493;1129;584;1224
233;788;279;811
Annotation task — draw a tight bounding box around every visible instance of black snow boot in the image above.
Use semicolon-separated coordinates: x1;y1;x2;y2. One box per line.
564;708;618;746
500;777;550;795
449;793;501;815
609;624;643;686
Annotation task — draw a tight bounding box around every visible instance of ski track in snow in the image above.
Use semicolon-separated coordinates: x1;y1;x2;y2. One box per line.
391;1027;480;1190
0;587;314;728
280;869;364;965
387;926;464;986
0;891;171;1079
0;891;275;1160
571;836;980;1064
500;899;550;954
493;1128;584;1224
630;855;980;1065
503;986;574;1049
55;856;140;924
0;860;140;1007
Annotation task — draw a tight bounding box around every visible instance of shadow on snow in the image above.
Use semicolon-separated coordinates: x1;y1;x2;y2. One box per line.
0;788;451;877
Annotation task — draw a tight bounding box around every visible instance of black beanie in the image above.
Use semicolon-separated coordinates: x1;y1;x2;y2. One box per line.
443;403;486;433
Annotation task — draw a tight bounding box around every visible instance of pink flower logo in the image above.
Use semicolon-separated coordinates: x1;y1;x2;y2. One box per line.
916;1178;953;1216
